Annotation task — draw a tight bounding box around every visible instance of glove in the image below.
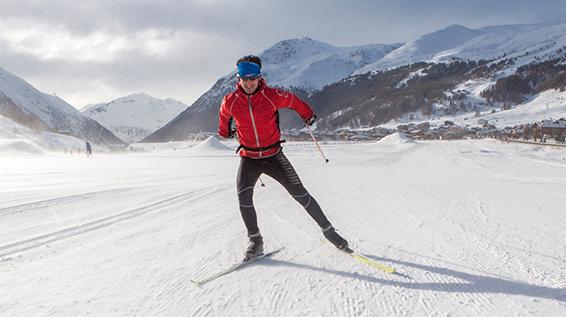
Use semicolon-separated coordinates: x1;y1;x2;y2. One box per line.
303;114;316;126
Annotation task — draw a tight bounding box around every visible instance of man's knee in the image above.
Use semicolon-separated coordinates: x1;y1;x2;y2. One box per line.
238;186;255;207
291;191;312;208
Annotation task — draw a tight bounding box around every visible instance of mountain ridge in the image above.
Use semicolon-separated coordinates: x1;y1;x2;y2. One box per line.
0;66;123;146
82;92;188;143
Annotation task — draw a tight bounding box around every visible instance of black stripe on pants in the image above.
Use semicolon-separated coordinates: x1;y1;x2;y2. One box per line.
236;150;332;235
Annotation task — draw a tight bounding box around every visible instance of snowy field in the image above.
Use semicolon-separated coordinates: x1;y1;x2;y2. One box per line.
1;135;566;316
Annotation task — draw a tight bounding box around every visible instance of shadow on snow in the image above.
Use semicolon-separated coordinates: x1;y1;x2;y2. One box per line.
257;254;565;302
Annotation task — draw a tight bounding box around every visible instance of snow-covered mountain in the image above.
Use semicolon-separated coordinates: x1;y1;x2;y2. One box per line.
260;37;401;90
143;37;401;142
378;84;566;131
0;114;96;154
82;93;188;143
355;22;566;74
146;22;566;142
0;66;123;146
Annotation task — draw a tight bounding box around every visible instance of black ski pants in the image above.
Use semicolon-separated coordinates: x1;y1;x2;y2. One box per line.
236;150;332;236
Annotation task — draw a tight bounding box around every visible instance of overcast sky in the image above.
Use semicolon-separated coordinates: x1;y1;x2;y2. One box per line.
1;0;565;109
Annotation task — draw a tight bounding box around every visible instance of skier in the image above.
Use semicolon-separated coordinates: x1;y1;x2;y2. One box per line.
85;141;92;157
218;55;349;261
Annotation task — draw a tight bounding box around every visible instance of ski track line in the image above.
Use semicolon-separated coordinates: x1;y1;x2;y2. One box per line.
267;279;289;315
196;245;320;314
191;225;244;281
435;215;513;277
417;227;501;314
462;210;566;267
455;212;566;284
214;288;241;313
191;302;212;317
0;185;229;259
360;280;386;316
345;287;368;317
444;243;502;310
0;187;140;216
416;291;434;313
281;248;372;316
445;238;528;313
393;243;563;306
476;198;489;222
146;269;195;315
305;269;338;314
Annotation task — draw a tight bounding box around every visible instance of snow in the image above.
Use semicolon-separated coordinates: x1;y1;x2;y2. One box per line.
481;89;566;128
260;37;400;91
127;136;235;154
1;138;565;316
0;114;97;154
0;139;43;154
379;87;566;130
355;22;566;75
0;66;121;146
395;67;427;88
190;135;233;152
375;132;415;146
0;67;86;135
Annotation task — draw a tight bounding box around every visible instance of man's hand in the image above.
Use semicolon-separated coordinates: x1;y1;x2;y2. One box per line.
219;128;236;139
228;128;236;139
304;114;316;127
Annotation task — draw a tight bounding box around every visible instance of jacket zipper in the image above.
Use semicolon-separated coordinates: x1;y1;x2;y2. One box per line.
247;95;263;158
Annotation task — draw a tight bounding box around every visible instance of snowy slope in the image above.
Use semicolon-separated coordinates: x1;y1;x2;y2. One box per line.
260;37;401;91
0;114;99;154
0;66;122;146
82;93;188;143
481;89;566;128
355;22;566;74
0;139;565;316
380;88;566;130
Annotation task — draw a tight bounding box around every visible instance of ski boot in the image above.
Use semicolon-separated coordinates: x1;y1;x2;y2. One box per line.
323;226;351;252
244;232;264;261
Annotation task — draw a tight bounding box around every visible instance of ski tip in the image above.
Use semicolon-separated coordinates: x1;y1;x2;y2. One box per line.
190;280;202;287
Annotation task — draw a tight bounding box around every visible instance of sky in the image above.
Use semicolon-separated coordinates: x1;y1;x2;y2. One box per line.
1;0;565;109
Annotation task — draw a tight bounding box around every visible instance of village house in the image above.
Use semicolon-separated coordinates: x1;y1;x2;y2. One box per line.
533;118;566;142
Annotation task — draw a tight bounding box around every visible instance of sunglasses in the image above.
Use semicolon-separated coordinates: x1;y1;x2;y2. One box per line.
238;75;261;82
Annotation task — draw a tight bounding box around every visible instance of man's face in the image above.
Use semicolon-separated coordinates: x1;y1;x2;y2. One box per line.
240;76;260;94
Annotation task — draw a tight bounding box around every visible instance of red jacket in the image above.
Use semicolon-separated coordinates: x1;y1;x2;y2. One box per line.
218;79;314;158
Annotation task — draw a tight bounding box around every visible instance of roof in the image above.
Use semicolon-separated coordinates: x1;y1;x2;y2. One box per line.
539;119;566;129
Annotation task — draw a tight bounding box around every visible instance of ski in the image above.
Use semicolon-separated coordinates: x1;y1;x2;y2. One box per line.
322;240;395;273
342;248;396;274
191;247;284;286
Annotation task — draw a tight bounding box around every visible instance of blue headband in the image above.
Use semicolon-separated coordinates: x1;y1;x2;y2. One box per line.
237;62;261;78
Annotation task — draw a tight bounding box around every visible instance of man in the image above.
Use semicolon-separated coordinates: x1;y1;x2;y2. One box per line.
218;55;349;261
85;141;92;157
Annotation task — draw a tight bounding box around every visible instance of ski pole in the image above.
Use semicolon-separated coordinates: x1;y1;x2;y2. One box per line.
258;177;266;187
306;125;329;164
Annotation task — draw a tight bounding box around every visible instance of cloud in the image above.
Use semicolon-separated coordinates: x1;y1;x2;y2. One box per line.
0;0;565;108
